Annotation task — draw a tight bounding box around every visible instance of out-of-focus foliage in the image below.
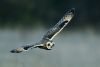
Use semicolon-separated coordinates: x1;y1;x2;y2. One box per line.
0;0;100;29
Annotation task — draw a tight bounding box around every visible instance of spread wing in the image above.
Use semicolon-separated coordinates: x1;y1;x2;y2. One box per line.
10;44;36;53
42;8;75;40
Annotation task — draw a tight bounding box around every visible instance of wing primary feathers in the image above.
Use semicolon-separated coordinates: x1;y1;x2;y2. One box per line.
10;44;37;53
43;8;75;40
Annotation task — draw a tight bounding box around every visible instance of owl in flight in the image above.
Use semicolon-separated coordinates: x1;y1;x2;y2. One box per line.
10;8;75;53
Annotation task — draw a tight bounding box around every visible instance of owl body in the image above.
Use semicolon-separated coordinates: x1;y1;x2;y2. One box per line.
34;38;55;50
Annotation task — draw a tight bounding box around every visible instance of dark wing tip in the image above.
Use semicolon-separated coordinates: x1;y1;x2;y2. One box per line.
10;49;14;53
10;49;21;53
10;48;24;53
68;8;75;15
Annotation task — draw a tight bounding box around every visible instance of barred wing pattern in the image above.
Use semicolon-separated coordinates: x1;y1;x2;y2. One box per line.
43;8;75;40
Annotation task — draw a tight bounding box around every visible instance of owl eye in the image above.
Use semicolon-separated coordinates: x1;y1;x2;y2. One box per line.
46;42;51;46
47;43;51;46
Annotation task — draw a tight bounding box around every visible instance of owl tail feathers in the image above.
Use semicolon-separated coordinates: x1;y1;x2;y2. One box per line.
10;44;37;53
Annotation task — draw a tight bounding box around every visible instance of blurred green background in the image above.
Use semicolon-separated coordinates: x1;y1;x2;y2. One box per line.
0;0;100;67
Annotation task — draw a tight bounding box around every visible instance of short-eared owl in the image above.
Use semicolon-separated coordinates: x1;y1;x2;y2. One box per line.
10;8;75;53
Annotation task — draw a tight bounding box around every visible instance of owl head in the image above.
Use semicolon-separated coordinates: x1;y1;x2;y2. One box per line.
45;41;55;50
